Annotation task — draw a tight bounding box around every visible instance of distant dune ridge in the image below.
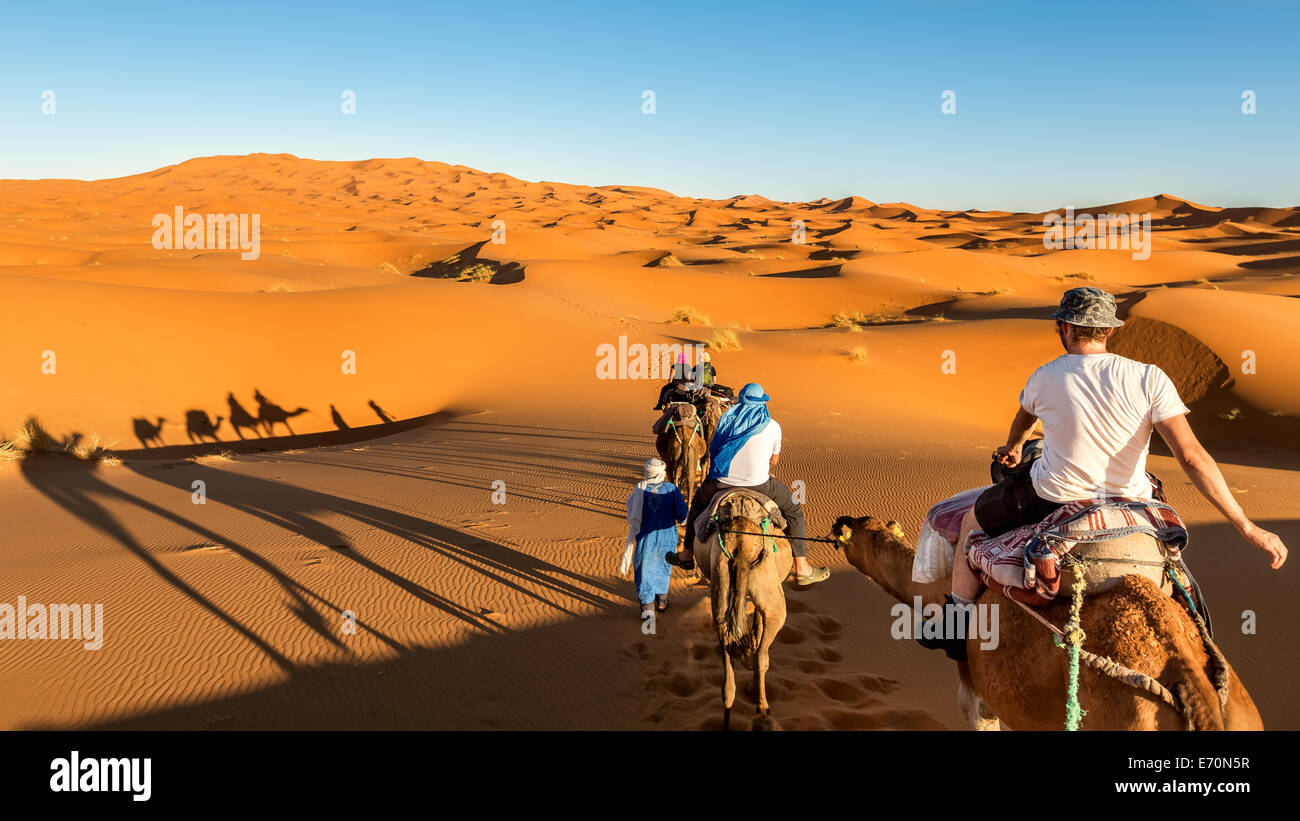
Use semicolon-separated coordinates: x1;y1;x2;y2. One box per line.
0;154;1297;730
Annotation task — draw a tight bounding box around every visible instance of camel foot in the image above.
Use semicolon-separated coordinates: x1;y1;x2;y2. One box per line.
751;711;776;732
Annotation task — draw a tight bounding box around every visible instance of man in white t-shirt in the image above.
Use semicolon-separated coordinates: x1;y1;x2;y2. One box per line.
917;288;1288;661
951;287;1287;609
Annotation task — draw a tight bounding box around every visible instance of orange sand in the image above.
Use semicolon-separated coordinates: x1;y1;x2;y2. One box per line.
0;155;1296;729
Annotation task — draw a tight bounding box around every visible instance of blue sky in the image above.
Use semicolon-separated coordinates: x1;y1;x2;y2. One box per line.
2;0;1298;210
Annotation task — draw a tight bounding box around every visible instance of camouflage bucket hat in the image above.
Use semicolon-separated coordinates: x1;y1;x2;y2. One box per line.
1050;286;1124;328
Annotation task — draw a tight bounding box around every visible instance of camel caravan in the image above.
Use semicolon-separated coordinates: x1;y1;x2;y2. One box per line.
624;288;1286;731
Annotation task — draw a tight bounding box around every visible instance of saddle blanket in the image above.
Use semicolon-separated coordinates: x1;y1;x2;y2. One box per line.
967;497;1188;604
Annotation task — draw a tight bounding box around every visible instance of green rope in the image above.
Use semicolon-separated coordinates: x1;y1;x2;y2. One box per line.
714;514;732;560
1166;565;1199;616
1058;565;1089;731
759;517;779;553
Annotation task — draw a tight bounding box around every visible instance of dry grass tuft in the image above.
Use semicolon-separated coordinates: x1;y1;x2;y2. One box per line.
190;450;237;465
706;327;743;351
1;419;120;466
668;306;711;326
647;252;684;268
846;346;868;364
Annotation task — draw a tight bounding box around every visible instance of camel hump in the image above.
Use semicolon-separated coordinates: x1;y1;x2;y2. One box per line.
695;488;787;546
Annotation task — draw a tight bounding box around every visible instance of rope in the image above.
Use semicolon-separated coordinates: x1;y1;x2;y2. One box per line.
1060;565;1088;730
759;517;779;553
1009;554;1233;730
714;514;732;560
716;530;840;544
1011;589;1187;727
1165;565;1231;713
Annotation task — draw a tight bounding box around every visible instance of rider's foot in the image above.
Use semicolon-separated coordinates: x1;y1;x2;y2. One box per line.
655;594;669;612
665;550;695;571
794;566;830;587
915;594;970;662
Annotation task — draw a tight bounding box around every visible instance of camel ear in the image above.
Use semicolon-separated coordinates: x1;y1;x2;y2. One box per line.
886;520;905;541
831;516;854;549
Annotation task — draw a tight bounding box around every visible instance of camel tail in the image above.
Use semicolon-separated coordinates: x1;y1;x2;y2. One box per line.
715;531;762;656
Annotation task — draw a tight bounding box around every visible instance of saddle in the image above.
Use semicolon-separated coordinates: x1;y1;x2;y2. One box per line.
652;401;699;435
694;487;787;545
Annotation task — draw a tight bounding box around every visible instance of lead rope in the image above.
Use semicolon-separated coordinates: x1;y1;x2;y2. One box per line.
1008;557;1190;729
1165;564;1231;715
1059;568;1087;730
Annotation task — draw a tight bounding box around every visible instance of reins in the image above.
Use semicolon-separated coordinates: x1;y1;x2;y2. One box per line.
1008;552;1230;730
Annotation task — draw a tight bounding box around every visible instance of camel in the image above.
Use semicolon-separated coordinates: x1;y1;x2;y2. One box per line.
830;514;1262;731
226;393;262;439
253;390;309;436
695;492;794;730
654;402;706;505
184;410;223;444
698;392;730;450
132;417;166;448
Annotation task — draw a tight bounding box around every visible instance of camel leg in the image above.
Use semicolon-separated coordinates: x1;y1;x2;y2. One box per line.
720;642;735;731
956;661;1001;731
751;594;785;729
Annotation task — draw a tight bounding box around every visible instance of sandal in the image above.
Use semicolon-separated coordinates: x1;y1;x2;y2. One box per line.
794;566;830;587
655;594;669;612
665;551;695;571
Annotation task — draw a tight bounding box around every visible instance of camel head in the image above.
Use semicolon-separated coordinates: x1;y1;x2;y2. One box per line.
831;515;905;552
831;515;916;601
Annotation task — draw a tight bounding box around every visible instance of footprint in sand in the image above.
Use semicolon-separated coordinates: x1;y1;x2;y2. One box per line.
687;642;714;662
811;615;843;640
666;672;700;698
816;646;842;663
796;658;827;675
775;626;807;645
857;674;903;695
618;641;651;662
814;676;877;705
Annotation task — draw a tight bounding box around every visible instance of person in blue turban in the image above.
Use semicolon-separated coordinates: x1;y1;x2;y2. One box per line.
666;383;828;586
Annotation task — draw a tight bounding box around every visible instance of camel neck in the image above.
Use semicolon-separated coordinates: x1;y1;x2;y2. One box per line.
858;532;948;607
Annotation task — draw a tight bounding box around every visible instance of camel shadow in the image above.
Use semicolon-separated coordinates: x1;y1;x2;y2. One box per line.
116;408;452;461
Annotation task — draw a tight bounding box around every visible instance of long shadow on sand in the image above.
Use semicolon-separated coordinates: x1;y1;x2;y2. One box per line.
278;419;645;520
27;585;709;730
18;427;625;679
125;459;623;615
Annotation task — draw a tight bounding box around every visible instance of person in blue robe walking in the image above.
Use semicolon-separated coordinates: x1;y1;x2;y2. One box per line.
621;458;688;615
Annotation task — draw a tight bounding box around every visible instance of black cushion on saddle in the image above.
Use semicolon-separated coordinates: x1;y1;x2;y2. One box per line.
652;402;698;434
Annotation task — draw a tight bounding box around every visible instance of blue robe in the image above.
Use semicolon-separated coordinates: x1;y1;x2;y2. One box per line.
629;482;688;604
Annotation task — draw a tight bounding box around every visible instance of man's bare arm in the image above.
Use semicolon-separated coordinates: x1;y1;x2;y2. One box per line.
994;407;1040;467
1155;414;1287;569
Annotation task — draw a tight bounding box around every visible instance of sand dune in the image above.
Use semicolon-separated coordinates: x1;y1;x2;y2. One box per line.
1;154;1297;729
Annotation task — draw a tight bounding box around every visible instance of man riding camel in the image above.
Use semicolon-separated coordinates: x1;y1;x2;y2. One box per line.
666;382;829;586
925;287;1287;651
653;352;693;411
